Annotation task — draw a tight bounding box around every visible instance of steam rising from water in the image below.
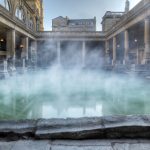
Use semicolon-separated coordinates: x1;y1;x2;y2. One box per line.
0;66;149;120
0;38;150;119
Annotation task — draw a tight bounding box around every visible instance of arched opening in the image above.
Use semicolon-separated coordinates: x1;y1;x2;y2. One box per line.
0;0;10;11
36;17;40;31
15;6;26;22
28;17;34;30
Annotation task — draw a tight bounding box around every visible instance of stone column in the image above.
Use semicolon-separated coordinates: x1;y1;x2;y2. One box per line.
124;30;129;64
144;18;150;64
112;36;116;65
6;29;16;64
21;37;29;71
82;41;86;68
57;41;61;65
105;40;109;64
21;37;29;60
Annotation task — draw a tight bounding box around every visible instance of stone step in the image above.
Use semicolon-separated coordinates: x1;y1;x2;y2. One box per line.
0;116;150;140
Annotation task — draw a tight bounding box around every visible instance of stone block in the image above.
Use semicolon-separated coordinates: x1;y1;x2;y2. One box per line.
12;140;50;150
52;145;113;150
0;142;14;150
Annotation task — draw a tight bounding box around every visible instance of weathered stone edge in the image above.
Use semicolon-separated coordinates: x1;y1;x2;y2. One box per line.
0;115;150;140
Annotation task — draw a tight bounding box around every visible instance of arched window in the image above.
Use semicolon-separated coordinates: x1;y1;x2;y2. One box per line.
15;6;25;22
0;0;10;11
36;17;40;31
29;17;34;30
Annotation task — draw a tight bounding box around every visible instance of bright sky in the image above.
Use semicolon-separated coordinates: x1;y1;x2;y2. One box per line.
43;0;141;31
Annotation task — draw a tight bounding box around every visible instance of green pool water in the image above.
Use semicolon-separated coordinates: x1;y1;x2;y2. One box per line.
0;68;150;120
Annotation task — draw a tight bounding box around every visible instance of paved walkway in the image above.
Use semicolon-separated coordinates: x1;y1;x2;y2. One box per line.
0;140;150;150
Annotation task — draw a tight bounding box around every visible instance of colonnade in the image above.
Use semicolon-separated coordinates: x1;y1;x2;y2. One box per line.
2;29;37;74
56;41;87;67
106;18;150;65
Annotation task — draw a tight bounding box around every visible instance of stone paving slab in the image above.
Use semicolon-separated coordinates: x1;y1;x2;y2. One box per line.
27;115;150;139
1;116;150;140
0;140;50;150
0;140;150;150
0;120;36;134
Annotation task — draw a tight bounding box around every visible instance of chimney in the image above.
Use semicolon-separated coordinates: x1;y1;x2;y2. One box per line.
125;0;130;13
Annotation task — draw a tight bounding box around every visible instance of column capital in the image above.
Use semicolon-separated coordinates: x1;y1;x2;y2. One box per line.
124;29;129;33
113;36;116;40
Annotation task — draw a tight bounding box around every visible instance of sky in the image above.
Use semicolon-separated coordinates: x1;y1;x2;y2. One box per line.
43;0;141;31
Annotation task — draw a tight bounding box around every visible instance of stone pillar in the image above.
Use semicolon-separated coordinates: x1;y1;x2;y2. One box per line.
124;30;129;64
105;40;109;64
57;41;61;65
144;18;150;64
112;36;116;65
6;29;16;64
21;37;29;60
82;41;86;68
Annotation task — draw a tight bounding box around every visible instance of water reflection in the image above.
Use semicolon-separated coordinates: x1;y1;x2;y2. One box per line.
0;68;150;120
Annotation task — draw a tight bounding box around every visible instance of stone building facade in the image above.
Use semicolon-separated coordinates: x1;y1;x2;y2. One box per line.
104;0;150;65
101;11;124;32
26;0;44;31
0;0;149;72
38;0;150;68
52;16;96;32
0;0;44;73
